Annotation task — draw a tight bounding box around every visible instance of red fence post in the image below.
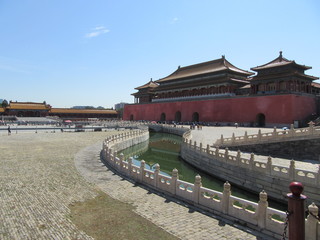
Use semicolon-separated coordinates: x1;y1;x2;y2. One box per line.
287;182;307;240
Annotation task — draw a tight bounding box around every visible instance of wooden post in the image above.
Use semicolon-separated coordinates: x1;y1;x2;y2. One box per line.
287;182;307;240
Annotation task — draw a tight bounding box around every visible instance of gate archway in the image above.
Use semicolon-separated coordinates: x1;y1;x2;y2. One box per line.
256;113;266;127
192;112;199;122
175;111;181;122
160;113;166;122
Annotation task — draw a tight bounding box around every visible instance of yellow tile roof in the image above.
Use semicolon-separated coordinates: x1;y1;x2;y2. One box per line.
50;108;117;114
0;108;5;113
8;102;49;110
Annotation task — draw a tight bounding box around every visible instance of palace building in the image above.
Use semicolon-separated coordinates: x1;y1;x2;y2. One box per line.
124;52;319;127
0;101;118;120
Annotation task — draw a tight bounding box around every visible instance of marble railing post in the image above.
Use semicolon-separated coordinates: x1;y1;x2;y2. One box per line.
249;153;254;170
171;168;179;195
317;168;320;185
231;133;235;145
194;141;197;150
289;124;295;137
257;129;262;141
215;146;219;157
199;142;203;152
222;181;231;214
272;127;277;137
128;157;133;177
193;175;202;204
289;160;296;180
119;153;124;170
257;190;268;228
220;134;224;145
139;160;145;183
236;150;241;165
154;163;160;188
244;131;248;142
224;148;229;162
266;156;272;175
206;144;210;154
305;202;319;240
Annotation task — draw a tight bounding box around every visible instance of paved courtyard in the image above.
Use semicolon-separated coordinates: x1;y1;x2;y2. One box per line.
0;129;278;239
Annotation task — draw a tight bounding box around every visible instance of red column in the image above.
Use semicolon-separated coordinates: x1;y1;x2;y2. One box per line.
287;182;306;240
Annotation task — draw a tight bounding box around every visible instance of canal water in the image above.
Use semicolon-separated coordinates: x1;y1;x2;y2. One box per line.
119;132;286;210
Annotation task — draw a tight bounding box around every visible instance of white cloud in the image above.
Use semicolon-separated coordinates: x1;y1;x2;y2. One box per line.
171;17;178;24
85;26;110;38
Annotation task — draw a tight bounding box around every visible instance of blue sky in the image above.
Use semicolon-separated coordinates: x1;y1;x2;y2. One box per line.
0;0;319;108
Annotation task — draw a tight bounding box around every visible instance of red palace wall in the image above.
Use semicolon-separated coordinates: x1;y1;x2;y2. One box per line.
123;94;316;126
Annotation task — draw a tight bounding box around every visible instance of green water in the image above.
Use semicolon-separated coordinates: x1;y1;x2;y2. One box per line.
119;132;286;210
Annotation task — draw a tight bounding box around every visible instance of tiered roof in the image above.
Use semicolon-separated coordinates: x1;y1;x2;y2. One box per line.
135;80;159;90
156;56;253;83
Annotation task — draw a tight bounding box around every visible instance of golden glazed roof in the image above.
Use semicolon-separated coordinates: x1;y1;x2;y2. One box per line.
156;56;253;83
50;108;117;114
7;102;50;110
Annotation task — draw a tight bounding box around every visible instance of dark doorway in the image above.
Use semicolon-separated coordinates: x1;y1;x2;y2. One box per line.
130;115;134;121
256;113;266;127
192;112;199;122
160;113;166;122
175;111;181;122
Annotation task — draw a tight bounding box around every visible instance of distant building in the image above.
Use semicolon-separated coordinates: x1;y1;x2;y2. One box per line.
114;102;128;110
124;52;319;127
0;101;118;120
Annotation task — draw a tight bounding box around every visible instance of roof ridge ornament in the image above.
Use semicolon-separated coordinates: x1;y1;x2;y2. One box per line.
279;51;283;61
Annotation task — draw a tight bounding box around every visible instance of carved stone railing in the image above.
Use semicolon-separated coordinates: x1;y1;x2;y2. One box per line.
101;127;319;240
215;124;320;147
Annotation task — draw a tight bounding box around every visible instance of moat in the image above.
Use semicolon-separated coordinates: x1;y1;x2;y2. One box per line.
119;132;286;210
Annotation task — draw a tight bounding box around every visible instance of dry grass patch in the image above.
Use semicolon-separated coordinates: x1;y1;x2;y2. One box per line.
69;191;179;240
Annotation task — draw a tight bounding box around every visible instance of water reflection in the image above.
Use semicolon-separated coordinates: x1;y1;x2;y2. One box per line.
119;132;285;210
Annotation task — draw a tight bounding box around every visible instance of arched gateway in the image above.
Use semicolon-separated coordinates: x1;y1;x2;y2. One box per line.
256;113;266;127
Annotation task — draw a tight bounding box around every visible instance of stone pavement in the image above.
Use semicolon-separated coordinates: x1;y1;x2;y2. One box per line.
0;129;273;240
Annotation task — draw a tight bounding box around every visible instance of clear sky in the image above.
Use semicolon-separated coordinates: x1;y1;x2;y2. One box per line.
0;0;319;108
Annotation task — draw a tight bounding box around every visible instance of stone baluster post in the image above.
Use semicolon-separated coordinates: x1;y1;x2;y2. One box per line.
113;150;118;165
206;144;210;154
127;157;133;177
244;131;248;142
215;146;219;157
305;202;319;240
139;160;145;183
231;133;235;145
222;181;231;214
193;141;197;150
249;153;254;170
189;139;192;147
257;129;262;141
224;148;229;162
236;150;241;166
199;142;203;152
272;126;277;137
266;156;272;175
287;182;307;240
171;168;179;195
309;122;315;135
257;190;268;228
317;167;320;185
154;163;160;188
289;160;296;181
119;153;125;170
193;174;202;204
220;134;224;145
289;124;295;137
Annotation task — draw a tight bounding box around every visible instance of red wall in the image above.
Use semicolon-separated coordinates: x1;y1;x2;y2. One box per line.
123;94;316;125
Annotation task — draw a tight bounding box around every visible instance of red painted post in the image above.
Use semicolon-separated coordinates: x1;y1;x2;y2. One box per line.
287;182;307;240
